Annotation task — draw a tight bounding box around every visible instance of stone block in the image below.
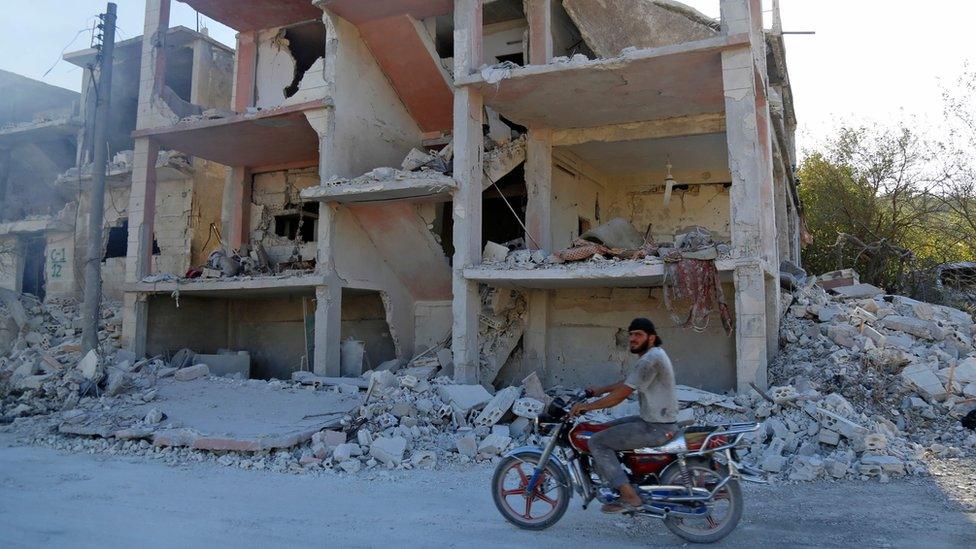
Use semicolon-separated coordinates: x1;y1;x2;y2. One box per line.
509;417;532;439
370;436;407;467
437;384;492;412
174;364;209;381
788;456;824;481
77;350;100;380
818;428;840;446
761;454;786;473
455;434;478;457
511;397;544;420
474;387;522;427
861;326;886;347
815;407;868;440
952;357;976;384
338;459;362;473
477;433;512;455
194;353;250;378
483;241;509;263
900;363;947;399
332;443;362;462
410;450;437;468
881;315;937;340
863;433;886;453
357;428;373;448
823;458;848;478
860;454;904;475
521;372;547;402
833;283;884;299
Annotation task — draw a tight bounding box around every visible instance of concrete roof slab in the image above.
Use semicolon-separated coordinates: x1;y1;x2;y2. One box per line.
322;0;452;25
133;102;322;168
458;34;748;130
301;172;455;203
180;0;322;31
464;259;734;289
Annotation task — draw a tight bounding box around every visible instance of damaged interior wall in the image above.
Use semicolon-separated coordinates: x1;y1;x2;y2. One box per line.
548;134;733;247
340;289;396;372
497;285;736;392
254;20;327;109
188;159;229;267
146;293;313;380
250;168;319;265
562;0;718;58
329;14;424;178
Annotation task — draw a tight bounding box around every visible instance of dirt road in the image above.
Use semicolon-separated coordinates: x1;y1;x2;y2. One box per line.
0;436;973;548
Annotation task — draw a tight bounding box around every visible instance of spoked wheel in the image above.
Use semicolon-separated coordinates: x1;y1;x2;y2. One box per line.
661;459;743;543
491;452;571;530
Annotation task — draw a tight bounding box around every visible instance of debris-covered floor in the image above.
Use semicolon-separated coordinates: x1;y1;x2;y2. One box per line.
0;435;973;548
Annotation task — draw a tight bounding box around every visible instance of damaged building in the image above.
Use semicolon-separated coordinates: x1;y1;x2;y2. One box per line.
11;0;800;394
1;28;234;304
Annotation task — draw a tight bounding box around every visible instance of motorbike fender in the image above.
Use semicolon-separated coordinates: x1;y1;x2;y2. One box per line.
504;446;572;485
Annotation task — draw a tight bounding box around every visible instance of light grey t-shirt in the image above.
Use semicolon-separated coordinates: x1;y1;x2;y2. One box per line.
624;347;678;423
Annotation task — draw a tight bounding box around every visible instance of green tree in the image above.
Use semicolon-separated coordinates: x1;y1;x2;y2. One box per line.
797;125;946;290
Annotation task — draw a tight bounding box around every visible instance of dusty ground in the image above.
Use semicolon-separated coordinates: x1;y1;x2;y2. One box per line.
0;435;973;548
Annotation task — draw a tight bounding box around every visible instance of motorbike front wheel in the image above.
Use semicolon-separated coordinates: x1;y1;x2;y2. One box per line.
491;452;572;530
661;458;743;543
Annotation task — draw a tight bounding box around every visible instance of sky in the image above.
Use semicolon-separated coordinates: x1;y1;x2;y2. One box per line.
1;0;973;156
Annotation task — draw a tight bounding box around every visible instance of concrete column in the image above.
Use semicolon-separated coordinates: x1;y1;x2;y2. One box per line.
232;31;257;112
525;128;552;251
523;289;550;376
221;167;251;251
123;0;170;356
451;0;484;384
525;0;553;65
721;0;777;390
189;39;213;106
314;284;342;376
305;106;342;376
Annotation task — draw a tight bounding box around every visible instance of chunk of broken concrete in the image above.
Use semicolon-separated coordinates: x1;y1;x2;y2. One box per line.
482;241;509;263
477;433;512;456
832;283;884;299
436;384;492;413
512;397;545;419
900;362;947;399
455;434;478;458
474;386;520;427
77;350;100;380
881;315;938;340
174;364;209;382
370;436;407;467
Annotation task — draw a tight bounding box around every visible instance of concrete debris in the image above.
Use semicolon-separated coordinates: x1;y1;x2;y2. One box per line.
173;364;209;382
4;277;975;483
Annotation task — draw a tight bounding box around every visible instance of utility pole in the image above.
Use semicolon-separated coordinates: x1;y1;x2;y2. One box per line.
82;3;117;353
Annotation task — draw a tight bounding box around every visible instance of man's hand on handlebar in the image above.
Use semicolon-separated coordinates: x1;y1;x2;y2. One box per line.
569;401;589;418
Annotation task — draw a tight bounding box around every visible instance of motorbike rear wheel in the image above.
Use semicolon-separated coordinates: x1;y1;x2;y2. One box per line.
660;458;742;544
491;452;571;530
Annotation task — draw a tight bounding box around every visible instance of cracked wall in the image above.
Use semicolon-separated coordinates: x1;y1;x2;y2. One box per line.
250;168;319;265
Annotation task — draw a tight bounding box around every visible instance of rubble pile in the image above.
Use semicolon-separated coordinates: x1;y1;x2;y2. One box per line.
0;293;130;419
287;370;551;474
480;220;732;271
674;282;976;482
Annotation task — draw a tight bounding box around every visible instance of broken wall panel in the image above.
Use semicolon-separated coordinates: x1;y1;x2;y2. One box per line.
340;289;396;372
147;293;313;380
250;168;320;265
540;285;736;392
328;14;424;179
563;0;718;58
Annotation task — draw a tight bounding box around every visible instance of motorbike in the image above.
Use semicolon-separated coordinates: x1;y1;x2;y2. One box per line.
490;391;765;543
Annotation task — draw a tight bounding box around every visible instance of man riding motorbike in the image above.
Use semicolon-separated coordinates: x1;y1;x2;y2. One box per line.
569;317;679;513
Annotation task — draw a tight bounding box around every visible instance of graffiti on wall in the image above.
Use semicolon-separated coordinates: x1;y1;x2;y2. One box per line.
49;248;66;279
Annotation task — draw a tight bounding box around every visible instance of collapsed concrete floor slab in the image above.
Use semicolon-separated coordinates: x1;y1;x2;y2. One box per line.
60;377;360;451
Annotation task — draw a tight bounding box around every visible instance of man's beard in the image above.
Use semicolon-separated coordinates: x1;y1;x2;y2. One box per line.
629;340;651;354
